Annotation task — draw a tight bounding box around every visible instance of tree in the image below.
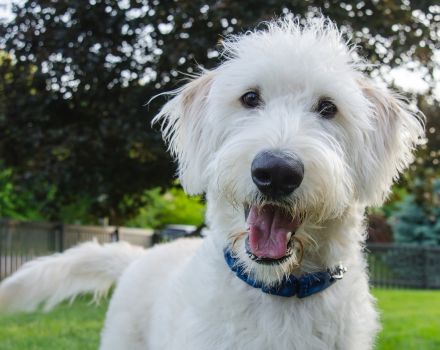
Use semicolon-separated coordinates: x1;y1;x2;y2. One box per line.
0;0;438;223
0;2;176;223
390;96;440;245
390;180;440;245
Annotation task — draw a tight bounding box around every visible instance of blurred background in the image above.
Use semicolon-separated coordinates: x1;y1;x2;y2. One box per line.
0;0;439;233
0;1;439;349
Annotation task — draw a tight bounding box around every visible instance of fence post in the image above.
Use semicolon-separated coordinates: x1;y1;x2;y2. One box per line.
111;227;119;242
56;223;64;252
423;247;430;289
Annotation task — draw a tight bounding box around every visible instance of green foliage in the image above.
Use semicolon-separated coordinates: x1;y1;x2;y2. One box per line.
0;159;204;226
58;196;97;225
0;166;15;217
125;187;205;229
0;163;54;221
0;162;98;224
390;179;440;245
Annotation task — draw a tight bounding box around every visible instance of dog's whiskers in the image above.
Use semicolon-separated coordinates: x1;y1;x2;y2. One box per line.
229;231;248;251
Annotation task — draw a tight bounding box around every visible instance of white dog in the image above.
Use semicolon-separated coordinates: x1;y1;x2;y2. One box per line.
0;17;424;350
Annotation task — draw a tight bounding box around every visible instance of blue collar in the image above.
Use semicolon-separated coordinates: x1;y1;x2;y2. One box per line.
224;248;346;298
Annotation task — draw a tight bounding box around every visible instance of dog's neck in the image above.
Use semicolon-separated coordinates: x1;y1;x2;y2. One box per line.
302;204;367;271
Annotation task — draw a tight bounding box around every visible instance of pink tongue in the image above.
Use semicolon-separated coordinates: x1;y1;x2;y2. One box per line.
247;205;300;259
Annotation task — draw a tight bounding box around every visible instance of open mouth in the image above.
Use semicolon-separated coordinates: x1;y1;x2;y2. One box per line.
244;204;301;265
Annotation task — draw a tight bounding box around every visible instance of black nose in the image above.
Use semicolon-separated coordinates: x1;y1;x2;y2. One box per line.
251;150;304;198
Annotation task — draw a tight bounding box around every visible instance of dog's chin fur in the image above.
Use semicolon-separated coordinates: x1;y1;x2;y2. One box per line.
0;16;425;350
229;229;308;287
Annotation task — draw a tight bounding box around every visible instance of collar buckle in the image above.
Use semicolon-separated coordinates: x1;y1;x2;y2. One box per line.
329;264;347;280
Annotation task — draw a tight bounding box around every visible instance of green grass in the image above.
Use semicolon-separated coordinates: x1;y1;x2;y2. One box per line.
374;289;440;350
0;289;439;349
0;297;107;350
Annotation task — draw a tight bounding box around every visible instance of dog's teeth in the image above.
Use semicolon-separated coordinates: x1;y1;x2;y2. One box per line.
287;231;292;242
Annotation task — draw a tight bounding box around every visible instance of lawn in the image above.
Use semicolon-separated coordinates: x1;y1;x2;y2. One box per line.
373;289;440;350
0;289;439;349
0;297;107;350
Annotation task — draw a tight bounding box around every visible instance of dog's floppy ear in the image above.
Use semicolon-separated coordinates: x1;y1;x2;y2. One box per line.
355;78;425;206
153;71;215;194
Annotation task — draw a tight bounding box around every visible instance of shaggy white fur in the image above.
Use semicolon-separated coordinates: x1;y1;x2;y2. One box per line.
0;17;425;350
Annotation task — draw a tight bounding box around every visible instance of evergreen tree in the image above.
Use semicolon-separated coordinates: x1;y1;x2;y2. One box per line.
391;179;440;245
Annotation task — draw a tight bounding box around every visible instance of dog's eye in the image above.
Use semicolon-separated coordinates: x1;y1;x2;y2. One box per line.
317;99;337;119
240;91;261;108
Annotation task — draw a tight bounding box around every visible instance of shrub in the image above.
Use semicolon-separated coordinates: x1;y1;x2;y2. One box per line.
125;187;205;229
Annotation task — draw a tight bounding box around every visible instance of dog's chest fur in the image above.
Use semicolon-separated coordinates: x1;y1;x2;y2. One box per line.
144;237;379;350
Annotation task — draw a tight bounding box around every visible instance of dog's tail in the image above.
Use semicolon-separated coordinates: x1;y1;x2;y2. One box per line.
0;240;146;313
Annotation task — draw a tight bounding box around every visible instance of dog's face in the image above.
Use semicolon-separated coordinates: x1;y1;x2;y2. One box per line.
154;18;424;283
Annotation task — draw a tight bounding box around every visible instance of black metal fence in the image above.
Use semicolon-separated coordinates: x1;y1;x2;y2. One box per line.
0;219;153;281
367;243;440;289
1;219;440;288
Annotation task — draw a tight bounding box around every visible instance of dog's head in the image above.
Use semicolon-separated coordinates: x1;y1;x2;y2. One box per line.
154;18;424;284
